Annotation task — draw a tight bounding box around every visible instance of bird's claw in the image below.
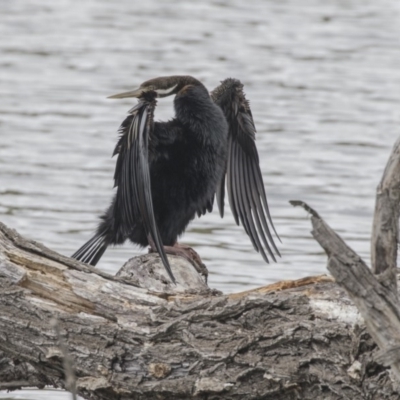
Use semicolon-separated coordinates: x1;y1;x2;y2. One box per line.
148;243;208;283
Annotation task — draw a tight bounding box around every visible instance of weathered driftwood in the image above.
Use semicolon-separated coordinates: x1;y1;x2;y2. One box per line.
0;220;397;400
292;201;400;387
371;138;400;281
1;138;400;399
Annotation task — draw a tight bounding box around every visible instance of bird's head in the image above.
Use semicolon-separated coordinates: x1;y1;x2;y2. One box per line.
108;76;203;99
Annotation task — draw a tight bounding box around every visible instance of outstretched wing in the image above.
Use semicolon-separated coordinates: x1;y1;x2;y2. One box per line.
211;78;280;263
113;91;176;283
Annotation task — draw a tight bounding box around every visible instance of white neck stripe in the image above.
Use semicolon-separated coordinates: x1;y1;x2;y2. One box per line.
155;84;178;96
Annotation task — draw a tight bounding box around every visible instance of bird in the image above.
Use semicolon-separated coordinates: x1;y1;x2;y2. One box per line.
72;75;280;283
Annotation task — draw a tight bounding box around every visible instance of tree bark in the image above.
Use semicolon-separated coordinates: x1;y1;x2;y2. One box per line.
371;137;400;278
2;139;400;400
0;220;397;400
291;200;400;388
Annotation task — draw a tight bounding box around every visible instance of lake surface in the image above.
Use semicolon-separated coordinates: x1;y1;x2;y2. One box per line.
1;0;399;398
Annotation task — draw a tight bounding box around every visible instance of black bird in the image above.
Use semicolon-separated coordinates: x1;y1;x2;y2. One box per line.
72;76;280;282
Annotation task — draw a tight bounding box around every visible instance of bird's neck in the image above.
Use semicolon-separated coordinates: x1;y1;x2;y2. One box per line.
174;91;227;147
174;86;212;122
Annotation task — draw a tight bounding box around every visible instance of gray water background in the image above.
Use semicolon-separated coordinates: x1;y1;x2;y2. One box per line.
1;0;400;398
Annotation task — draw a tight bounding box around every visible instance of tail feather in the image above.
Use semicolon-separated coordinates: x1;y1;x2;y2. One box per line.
72;232;108;266
72;233;101;259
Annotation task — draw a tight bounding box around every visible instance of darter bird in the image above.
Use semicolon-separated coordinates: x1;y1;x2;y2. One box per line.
72;76;280;283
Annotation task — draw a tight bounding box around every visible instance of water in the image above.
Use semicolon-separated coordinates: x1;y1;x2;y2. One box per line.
1;0;400;398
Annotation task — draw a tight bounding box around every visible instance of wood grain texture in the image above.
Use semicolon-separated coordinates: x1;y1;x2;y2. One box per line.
371;138;400;283
292;200;400;389
0;220;398;399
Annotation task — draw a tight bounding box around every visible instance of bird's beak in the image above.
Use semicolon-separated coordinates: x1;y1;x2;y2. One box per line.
107;87;145;99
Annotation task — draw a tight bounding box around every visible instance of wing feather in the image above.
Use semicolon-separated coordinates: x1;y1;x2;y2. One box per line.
243;151;276;261
226;137;239;225
216;172;225;217
211;78;280;263
246;156;280;257
114;93;176;283
235;140;261;253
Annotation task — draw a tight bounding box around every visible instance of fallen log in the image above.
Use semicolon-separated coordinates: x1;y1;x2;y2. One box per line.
1;138;400;400
0;219;397;400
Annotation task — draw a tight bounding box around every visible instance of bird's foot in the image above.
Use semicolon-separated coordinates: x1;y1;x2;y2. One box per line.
149;243;208;282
